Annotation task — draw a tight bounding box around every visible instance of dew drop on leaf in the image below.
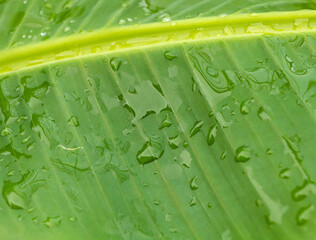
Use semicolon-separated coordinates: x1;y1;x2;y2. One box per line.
207;125;217;145
189;196;197;206
110;57;121;72
240;99;253;115
68;116;79;127
164;51;177;60
44;216;62;228
1;127;12;136
235;146;252;162
136;138;164;165
159;114;172;129
189;120;203;137
220;151;227;160
258;107;271;120
296;204;314;226
190;176;199;190
69;216;77;222
279;168;290;179
168;135;182;149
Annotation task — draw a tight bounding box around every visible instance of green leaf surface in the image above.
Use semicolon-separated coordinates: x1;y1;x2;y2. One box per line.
0;0;316;239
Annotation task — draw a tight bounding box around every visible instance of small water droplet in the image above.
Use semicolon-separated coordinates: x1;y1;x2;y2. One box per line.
69;216;77;222
240;99;252;115
128;86;137;94
258;107;271;120
32;216;39;224
1;127;12;136
207;202;212;208
164;51;177;61
110;57;121;72
159;115;172;129
189;196;197;206
168;135;182;149
44;216;61;228
279;168;290;179
165;213;172;222
189;121;203;137
154;200;160;205
266;148;273;155
68;116;79;127
235;146;252;162
296;204;315;226
190;176;199;190
207;125;217;145
220;151;227;160
181;150;192;168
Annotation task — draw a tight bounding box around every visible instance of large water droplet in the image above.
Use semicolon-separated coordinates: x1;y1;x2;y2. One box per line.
164;51;177;61
296;204;314;226
207;125;217;145
279;168;290;179
1;127;12;136
181;150;192;168
240;99;253;115
110;57;121;72
235;146;252;162
68;116;79;127
168;135;182;149
190;176;199;190
44;216;62;228
189;196;197;206
136;139;164;164
189;121;203;137
258;107;271;120
159;114;172;129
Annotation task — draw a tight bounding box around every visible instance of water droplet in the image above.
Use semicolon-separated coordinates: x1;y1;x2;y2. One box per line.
181;150;192;168
69;216;77;222
154;200;160;205
165;213;172;222
189;196;197;206
189;121;203;137
207;125;217;145
1;127;12;136
68;116;79;127
164;51;177;61
258;107;271;120
190;176;199;190
292;180;316;201
240;99;253;115
207;202;212;208
32;216;39;224
110;57;121;72
220;151;227;160
64;26;71;32
159;114;172;129
279;168;290;179
136;138;164;164
2;170;46;209
266;148;273;155
168;135;182;149
296;204;314;226
27;207;35;213
128;86;137;94
44;216;62;228
235;146;252;162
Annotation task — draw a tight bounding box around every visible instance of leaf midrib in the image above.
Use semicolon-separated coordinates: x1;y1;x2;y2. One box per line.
1;10;316;75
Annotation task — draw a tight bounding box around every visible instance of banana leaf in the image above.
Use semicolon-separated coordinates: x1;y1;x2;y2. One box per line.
0;0;315;239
